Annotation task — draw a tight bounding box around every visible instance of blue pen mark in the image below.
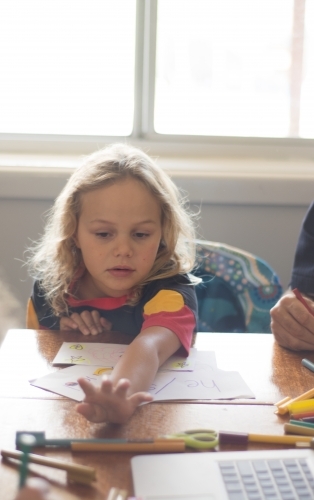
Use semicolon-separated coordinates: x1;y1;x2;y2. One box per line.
154;377;176;395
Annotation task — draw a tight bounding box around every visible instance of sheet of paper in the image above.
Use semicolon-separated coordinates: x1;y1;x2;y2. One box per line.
52;342;128;367
52;342;207;372
149;367;255;401
30;365;112;401
30;353;254;402
158;348;216;372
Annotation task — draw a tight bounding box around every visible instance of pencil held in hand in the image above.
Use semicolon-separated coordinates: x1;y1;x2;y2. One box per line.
292;289;314;317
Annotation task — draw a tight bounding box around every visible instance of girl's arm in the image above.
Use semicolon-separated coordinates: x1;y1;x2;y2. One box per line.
76;326;182;424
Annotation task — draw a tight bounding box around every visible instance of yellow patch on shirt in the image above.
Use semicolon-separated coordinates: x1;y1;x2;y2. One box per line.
26;298;40;329
144;290;184;315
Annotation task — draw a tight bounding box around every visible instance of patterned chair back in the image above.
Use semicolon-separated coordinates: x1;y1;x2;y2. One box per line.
193;240;283;333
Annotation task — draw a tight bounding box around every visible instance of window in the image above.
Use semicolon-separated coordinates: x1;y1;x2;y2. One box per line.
0;0;313;145
0;0;136;136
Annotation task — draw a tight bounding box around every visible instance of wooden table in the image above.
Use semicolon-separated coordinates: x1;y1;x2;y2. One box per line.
1;330;314;499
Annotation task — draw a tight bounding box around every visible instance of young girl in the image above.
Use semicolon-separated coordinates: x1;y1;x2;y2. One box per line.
27;144;199;424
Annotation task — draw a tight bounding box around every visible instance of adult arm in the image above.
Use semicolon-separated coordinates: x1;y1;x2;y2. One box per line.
271;203;314;350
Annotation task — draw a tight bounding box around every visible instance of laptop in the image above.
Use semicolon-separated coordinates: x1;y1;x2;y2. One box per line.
131;448;314;500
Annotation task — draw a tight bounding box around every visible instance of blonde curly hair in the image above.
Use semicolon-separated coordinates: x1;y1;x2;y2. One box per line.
28;143;199;316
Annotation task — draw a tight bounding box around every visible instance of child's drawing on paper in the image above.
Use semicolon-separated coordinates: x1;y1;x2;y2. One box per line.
53;342;128;366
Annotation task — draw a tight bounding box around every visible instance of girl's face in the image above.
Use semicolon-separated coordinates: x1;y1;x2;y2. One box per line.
74;178;162;299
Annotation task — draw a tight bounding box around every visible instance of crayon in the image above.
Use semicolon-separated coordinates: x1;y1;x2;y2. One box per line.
288;399;314;414
302;359;314;374
285;423;314;437
219;431;314;446
290;419;314;429
291;411;314;420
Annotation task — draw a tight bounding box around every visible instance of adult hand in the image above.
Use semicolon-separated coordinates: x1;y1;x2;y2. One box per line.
76;376;153;424
270;290;314;350
60;310;111;335
15;478;51;500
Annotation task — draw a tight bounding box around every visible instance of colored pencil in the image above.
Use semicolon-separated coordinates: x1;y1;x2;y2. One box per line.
1;449;96;485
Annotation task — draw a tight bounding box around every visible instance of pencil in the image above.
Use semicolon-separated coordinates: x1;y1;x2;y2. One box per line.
70;438;186;453
302;359;314;374
275;389;314;415
18;434;36;488
219;430;314;446
293;288;314;316
1;449;96;485
285;423;314;437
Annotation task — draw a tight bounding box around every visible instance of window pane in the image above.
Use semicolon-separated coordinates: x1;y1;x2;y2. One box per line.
0;0;136;136
155;0;298;138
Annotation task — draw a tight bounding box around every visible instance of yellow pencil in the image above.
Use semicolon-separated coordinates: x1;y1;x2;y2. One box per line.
219;431;314;446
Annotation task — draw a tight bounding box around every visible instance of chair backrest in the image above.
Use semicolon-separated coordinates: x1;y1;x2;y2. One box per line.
193;240;283;333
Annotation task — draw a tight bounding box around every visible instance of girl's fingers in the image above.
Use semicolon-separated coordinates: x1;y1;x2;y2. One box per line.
70;313;90;335
114;378;131;397
59;317;79;330
77;377;100;399
129;391;154;406
91;310;103;333
80;310;99;335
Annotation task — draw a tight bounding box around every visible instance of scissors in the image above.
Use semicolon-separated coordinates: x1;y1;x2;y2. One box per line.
164;429;218;450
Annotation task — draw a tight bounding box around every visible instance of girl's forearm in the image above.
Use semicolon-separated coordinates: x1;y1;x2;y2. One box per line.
110;328;181;395
110;337;160;394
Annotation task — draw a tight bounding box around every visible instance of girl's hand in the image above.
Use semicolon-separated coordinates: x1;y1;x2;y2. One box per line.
60;310;112;335
76;376;153;424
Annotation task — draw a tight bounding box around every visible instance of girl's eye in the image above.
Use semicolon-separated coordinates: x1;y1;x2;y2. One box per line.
96;232;111;238
134;232;149;239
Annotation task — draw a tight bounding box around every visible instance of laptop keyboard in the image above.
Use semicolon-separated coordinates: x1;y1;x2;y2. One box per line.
219;458;314;500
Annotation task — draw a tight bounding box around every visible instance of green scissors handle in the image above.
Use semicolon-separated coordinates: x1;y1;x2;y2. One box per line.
165;428;218;450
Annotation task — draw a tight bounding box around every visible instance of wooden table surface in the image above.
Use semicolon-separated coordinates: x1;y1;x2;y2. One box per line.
1;329;314;499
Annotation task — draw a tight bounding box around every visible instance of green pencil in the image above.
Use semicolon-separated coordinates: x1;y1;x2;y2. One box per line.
18;434;36;488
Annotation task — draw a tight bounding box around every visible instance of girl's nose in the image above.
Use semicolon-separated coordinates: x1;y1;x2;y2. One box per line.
113;237;133;257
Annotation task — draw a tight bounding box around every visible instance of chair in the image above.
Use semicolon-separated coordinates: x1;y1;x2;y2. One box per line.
193;240;283;333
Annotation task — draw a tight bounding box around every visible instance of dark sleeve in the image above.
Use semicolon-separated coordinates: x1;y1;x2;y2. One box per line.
31;281;60;329
290;202;314;295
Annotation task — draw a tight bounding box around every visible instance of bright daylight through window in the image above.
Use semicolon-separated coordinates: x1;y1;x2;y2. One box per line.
155;0;314;138
0;0;313;140
0;0;136;136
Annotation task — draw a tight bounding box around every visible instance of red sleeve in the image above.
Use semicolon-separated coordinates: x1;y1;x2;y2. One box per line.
141;290;196;355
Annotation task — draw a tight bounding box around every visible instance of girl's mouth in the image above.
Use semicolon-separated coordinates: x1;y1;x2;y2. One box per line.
107;267;134;278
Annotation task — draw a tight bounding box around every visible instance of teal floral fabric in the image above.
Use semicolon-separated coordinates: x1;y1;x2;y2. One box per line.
193;241;283;333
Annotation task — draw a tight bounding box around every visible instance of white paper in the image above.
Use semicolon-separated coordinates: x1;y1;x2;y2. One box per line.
30;365;111;401
149;367;255;401
30;350;254;402
52;342;204;372
52;342;128;367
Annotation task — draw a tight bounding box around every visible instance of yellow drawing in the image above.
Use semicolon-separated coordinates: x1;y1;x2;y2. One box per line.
69;344;84;350
64;355;90;364
93;367;112;375
172;360;190;369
